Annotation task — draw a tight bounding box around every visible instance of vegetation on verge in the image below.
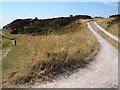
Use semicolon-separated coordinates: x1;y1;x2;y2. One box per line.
90;21;119;50
2;17;99;88
94;14;120;38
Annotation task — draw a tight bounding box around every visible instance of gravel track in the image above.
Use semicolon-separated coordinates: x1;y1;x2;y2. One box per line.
33;22;118;88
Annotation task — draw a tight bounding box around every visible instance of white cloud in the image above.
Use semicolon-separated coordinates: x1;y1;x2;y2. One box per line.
102;2;118;7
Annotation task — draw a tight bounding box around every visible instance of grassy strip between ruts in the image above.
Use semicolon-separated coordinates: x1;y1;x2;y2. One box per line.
94;18;120;38
97;30;120;51
90;21;119;51
2;20;99;88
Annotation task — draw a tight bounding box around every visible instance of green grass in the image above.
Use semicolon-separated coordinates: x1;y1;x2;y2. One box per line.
2;20;99;87
2;39;11;49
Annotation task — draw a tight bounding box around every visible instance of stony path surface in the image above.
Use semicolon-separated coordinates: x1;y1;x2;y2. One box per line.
33;22;118;88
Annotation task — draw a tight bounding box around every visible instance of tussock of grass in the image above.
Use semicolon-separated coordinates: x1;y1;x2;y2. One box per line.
2;20;99;87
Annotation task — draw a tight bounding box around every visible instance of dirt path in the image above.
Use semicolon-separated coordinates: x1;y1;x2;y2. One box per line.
93;22;120;43
33;22;118;88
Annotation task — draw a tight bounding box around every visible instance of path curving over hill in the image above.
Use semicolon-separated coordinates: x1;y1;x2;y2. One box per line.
33;22;118;88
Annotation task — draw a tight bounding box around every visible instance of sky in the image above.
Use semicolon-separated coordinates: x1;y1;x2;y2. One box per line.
0;2;118;28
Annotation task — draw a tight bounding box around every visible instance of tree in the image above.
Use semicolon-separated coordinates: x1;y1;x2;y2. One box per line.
70;15;73;17
35;17;38;21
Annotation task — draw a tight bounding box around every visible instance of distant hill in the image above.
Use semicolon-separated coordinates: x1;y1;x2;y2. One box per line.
3;15;92;35
109;14;120;18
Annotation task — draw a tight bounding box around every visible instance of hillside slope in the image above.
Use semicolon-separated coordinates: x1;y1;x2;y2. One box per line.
2;18;99;88
33;22;118;88
3;15;92;35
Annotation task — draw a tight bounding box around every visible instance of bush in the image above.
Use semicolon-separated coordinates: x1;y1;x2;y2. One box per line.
3;15;92;35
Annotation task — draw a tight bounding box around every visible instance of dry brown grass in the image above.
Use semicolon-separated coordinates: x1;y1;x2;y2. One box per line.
90;21;119;50
97;30;119;50
94;18;119;38
2;20;99;88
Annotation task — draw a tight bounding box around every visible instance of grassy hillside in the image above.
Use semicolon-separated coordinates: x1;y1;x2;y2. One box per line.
3;15;92;35
2;19;99;88
94;14;120;38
